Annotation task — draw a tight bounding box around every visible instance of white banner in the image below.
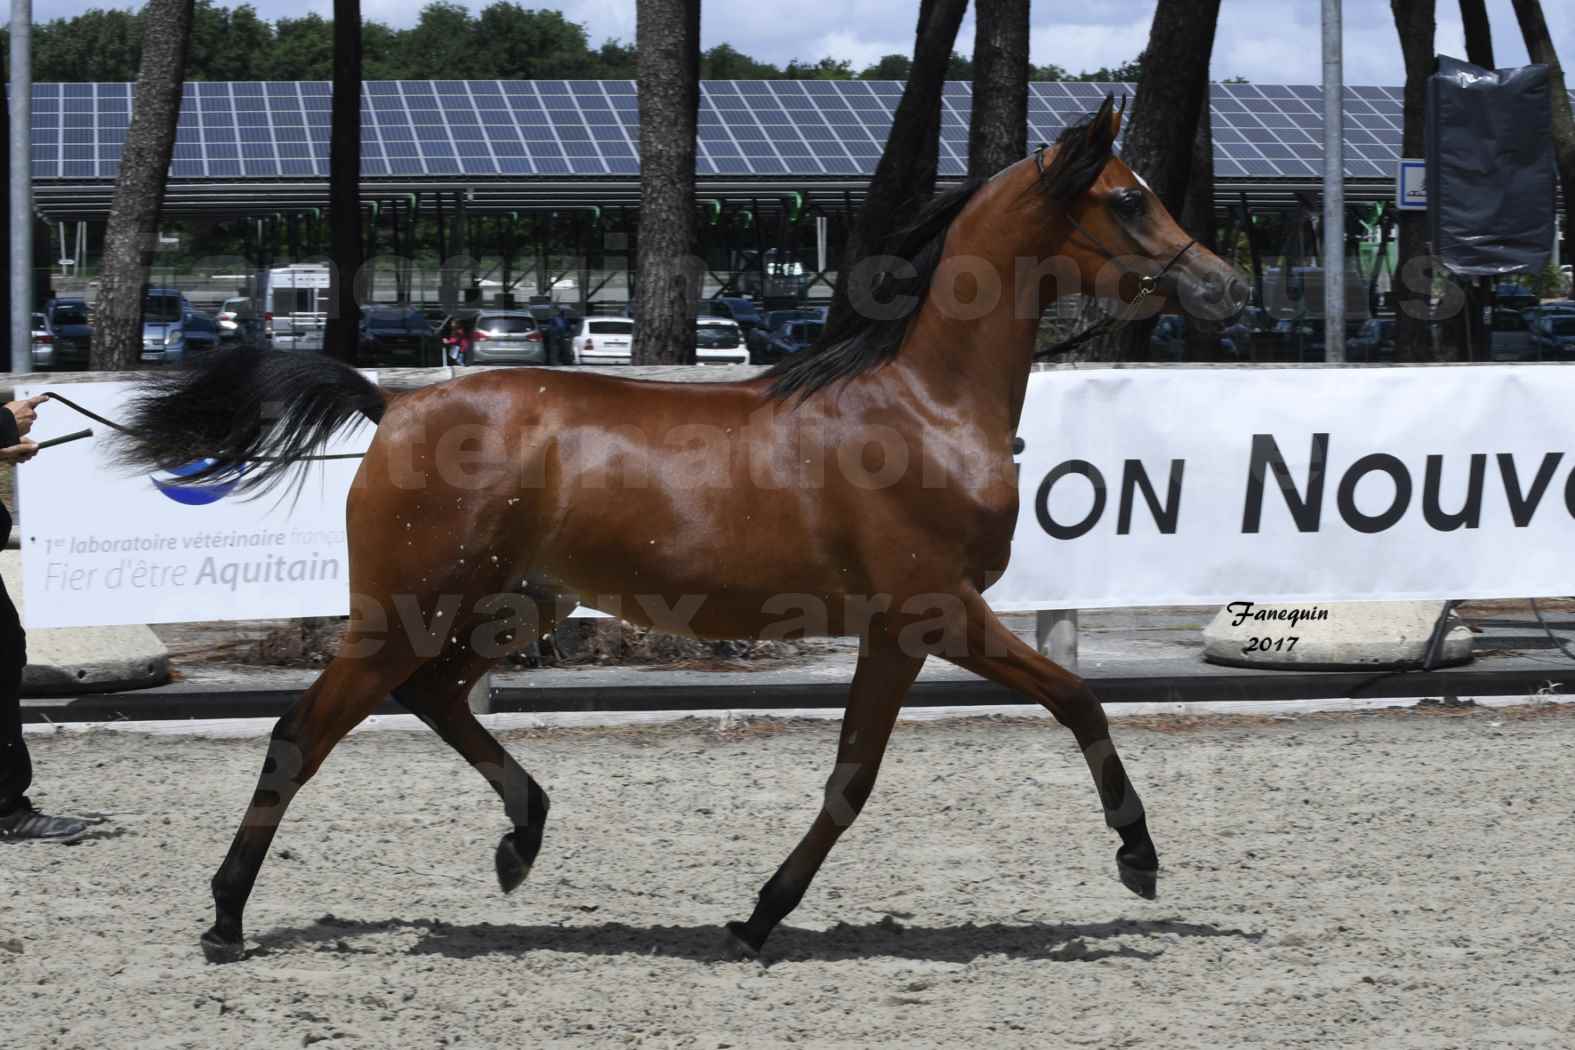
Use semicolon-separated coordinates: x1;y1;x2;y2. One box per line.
19;368;1575;627
17;380;374;629
987;366;1575;611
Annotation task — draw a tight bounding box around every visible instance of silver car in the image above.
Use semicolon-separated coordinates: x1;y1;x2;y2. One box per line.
30;312;53;370
469;311;547;365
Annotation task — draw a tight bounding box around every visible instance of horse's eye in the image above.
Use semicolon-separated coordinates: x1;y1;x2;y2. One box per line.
1114;189;1146;218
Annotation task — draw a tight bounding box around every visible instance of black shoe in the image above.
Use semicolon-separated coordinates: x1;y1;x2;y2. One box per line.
0;799;87;844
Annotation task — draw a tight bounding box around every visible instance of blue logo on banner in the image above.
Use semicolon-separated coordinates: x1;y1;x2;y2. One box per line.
152;459;247;506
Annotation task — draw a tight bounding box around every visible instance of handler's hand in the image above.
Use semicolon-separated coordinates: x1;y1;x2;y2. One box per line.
4;394;49;436
0;441;40;465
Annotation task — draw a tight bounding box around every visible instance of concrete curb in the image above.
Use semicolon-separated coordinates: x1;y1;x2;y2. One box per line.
19;662;1575;725
22;693;1571;740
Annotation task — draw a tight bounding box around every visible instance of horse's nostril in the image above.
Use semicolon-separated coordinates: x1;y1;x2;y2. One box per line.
1227;277;1250;310
1199;273;1225;305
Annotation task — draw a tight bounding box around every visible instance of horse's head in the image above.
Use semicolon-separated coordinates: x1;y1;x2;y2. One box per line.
1037;96;1249;320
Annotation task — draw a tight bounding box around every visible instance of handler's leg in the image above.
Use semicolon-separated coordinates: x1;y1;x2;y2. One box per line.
726;634;925;957
943;589;1158;898
0;576;85;843
0;579;31;816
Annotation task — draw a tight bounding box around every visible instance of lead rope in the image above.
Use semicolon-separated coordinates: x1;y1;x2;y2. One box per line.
39;391;367;463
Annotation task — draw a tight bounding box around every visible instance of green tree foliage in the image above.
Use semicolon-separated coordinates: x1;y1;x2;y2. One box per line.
596;40;639;79
270;15;335;80
13;1;1142;85
188;1;274;81
32;9;145;82
473;4;601;78
701;43;782;79
362;20;406;80
859;54;913;80
398;1;476;78
784;57;855;80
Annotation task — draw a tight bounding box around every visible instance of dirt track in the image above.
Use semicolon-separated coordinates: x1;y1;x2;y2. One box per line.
4;705;1573;1049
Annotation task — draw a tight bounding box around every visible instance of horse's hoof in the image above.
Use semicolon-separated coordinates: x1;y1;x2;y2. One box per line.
722;921;762;961
200;927;246;965
1117;857;1158;901
495;833;532;895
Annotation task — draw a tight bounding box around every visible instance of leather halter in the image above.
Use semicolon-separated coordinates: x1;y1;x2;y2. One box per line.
1031;143;1197;359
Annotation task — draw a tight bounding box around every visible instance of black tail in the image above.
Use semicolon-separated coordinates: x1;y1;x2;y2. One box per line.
113;348;386;497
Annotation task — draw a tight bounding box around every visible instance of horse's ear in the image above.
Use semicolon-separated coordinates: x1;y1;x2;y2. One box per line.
1084;96;1112;148
1087;94;1122;144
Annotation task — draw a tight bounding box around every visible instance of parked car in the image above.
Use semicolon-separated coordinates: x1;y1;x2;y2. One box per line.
1529;313;1575;356
45;298;93;370
1348;317;1396;362
1272;316;1327;359
30;312;53;370
697;297;765;338
525;303;580;364
1493;283;1540;329
217;296;267;350
1522;301;1575;330
358;308;439;366
1148;315;1188;360
141;288;220;365
761;319;824;363
469;311;547;365
573;316;634;365
694;317;749;365
747;308;820;361
733;250;810;299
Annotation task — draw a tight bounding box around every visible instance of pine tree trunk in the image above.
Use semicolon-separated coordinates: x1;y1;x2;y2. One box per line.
1391;0;1438;363
323;0;363;365
1510;0;1575;265
1460;0;1495;67
1455;0;1496;360
633;0;701;365
968;0;1029;179
91;0;194;371
1182;91;1221;361
1;49;9;353
1108;0;1222;361
828;0;969;331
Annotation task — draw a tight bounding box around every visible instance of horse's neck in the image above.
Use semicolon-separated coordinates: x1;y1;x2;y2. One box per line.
894;234;1059;435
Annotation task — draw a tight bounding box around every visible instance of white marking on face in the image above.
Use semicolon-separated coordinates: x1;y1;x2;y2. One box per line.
1132;170;1153;194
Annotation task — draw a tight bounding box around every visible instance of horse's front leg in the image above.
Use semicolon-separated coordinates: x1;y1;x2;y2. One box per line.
943;588;1159;899
725;630;925;958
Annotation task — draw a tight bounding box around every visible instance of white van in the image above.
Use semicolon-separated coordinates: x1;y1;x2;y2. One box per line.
264;264;332;351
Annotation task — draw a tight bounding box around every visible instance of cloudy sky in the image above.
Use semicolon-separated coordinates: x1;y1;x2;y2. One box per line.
30;0;1575;86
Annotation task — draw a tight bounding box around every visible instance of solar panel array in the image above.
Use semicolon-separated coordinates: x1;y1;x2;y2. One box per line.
29;79;1420;182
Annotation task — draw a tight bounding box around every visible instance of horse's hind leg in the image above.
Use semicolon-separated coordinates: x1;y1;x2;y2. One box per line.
942;588;1159;899
394;645;551;895
202;653;412;963
725;632;925;958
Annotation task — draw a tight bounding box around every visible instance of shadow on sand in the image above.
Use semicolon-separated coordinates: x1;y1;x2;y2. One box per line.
252;913;1262;965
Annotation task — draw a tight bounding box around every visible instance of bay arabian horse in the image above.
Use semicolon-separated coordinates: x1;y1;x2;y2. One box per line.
118;97;1248;963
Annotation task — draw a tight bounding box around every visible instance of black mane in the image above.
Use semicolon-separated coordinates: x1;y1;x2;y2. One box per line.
765;95;1120;402
765;178;986;401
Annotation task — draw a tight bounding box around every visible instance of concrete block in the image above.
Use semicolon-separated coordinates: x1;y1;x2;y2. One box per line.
0;552;171;696
1202;600;1475;670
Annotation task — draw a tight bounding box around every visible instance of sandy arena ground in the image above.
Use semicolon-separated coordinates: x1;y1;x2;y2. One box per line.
3;704;1573;1049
